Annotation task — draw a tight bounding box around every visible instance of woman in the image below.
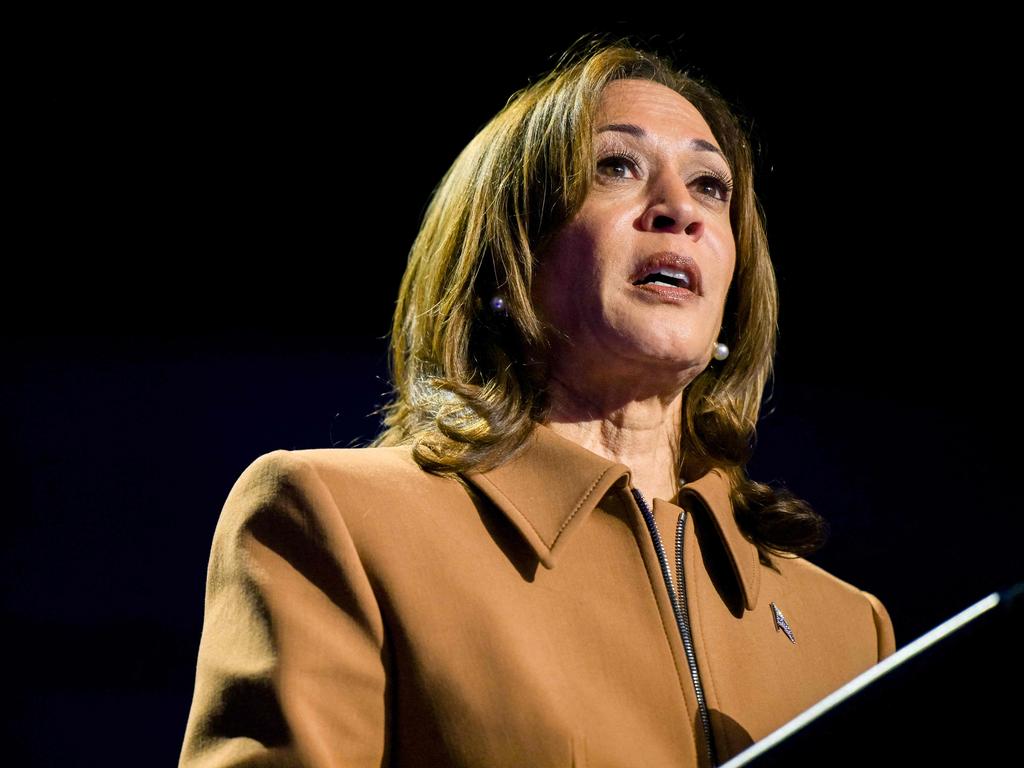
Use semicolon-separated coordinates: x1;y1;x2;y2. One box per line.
179;38;895;767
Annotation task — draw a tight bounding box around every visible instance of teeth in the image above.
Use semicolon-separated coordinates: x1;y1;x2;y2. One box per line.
655;269;690;288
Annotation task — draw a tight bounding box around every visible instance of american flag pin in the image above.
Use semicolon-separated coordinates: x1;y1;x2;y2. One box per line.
771;601;797;644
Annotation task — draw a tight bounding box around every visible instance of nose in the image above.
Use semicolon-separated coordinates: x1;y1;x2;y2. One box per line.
639;172;704;238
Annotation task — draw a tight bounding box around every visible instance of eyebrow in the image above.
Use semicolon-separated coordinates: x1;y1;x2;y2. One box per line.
596;122;725;160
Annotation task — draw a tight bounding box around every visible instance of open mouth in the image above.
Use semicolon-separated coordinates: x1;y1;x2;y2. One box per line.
632;270;693;290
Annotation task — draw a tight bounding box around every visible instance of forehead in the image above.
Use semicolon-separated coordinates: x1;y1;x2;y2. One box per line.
595;78;716;143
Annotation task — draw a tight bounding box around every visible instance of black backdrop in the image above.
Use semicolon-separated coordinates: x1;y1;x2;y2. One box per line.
7;17;1021;765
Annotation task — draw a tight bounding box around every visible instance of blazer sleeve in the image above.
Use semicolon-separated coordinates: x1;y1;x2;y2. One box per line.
861;589;897;662
179;450;388;768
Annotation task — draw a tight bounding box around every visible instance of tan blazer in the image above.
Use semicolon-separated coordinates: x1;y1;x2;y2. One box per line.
179;420;895;767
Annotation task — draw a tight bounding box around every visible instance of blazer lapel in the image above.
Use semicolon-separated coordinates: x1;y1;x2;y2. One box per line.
677;470;761;611
462;421;761;611
462;422;631;569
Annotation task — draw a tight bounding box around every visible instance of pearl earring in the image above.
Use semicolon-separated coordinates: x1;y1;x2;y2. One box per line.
713;341;730;361
489;293;509;317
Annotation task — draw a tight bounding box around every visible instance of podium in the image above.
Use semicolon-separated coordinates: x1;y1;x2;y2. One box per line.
720;581;1023;766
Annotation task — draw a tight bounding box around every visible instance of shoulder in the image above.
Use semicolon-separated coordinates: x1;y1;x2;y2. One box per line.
770;554;897;659
772;554;883;614
231;442;419;483
215;443;472;542
777;554;867;595
226;443;450;503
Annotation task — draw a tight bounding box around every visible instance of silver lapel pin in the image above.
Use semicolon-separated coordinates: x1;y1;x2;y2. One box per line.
770;601;797;644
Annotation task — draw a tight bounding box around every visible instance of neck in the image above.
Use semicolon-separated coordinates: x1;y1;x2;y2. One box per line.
540;374;684;503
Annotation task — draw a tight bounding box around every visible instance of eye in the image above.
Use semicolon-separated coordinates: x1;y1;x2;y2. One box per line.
596;150;643;180
693;171;734;203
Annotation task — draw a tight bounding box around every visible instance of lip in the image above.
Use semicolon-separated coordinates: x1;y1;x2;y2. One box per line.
628;251;703;298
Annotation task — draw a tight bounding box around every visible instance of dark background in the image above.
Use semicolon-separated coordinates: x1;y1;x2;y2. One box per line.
7;18;1020;765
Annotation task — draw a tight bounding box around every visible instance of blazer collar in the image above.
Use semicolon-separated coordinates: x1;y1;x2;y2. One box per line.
462;420;760;611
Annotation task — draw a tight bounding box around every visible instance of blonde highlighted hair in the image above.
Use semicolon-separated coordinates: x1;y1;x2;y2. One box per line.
369;34;828;560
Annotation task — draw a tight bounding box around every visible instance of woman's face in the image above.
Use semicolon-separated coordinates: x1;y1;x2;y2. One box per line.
532;78;737;389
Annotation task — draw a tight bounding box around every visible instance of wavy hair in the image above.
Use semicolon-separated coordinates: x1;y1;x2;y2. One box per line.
368;34;828;561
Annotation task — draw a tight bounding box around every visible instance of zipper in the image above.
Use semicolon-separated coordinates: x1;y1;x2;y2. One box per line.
630;487;717;768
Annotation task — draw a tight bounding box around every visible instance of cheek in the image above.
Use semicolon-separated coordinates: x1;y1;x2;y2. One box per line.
578;200;631;245
707;226;738;293
569;207;632;280
537;223;602;300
